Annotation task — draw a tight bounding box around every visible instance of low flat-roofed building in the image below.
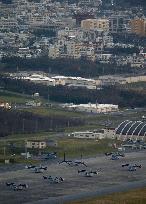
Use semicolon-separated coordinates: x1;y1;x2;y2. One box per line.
26;140;47;149
68;128;115;139
62;103;119;113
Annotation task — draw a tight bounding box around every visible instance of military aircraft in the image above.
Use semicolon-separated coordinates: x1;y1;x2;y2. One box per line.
25;165;47;173
105;152;125;157
42;152;57;160
59;153;87;167
34;165;47;173
59;152;72;164
110;154;119;160
78;169;86;173
6;182;15;187
115;152;125;157
122;163;129;167
25;165;36;169
78;169;101;177
122;163;142;171
43;176;64;184
68;160;87;167
105;152;113;156
6;182;28;191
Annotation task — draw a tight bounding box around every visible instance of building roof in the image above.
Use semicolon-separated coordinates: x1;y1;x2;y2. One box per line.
27;140;46;142
63;103;118;109
115;120;146;136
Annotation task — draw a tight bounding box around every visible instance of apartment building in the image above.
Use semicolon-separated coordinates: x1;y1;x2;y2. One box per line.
0;17;18;31
109;14;130;33
130;18;146;37
81;18;109;31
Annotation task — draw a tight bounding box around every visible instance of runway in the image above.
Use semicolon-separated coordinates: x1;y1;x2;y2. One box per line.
0;151;146;204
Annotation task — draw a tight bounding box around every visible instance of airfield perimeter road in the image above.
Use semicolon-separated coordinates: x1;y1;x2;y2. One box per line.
0;151;146;204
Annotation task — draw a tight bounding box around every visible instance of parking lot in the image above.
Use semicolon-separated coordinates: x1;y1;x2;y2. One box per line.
0;151;146;204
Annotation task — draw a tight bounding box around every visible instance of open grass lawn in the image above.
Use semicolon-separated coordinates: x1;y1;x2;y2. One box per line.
0;132;117;160
25;107;86;118
57;138;115;158
69;188;146;204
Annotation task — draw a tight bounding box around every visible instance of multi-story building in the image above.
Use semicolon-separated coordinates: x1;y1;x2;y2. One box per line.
109;14;130;33
81;18;109;31
0;17;18;31
48;44;60;59
130;18;146;37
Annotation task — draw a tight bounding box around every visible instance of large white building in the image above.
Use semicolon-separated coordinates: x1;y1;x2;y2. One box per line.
62;103;119;113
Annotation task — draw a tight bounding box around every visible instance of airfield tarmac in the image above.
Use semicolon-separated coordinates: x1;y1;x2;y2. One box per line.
0;151;146;204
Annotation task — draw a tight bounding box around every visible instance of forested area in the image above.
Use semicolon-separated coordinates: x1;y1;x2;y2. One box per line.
0;108;84;137
103;0;146;8
1;57;136;77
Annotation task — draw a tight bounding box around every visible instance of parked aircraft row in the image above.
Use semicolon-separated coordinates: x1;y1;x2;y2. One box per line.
25;165;48;173
59;153;87;167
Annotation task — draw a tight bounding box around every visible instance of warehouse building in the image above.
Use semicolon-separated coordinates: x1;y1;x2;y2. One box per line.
115;120;146;141
68;128;115;139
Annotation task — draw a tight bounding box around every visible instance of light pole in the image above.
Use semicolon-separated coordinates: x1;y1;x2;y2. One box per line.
22;118;25;133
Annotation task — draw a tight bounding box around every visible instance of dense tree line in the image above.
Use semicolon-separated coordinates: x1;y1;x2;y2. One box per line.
1;0;12;4
1;76;146;108
0;108;84;137
105;47;140;55
1;57;136;77
112;33;146;47
31;29;56;38
103;0;146;8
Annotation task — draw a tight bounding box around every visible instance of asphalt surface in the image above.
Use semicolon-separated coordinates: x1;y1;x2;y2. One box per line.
0;151;146;204
26;179;146;204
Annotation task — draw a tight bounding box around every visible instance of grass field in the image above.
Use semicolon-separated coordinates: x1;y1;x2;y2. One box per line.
0;90;35;104
0;131;117;161
68;188;146;204
25;107;84;118
57;138;116;158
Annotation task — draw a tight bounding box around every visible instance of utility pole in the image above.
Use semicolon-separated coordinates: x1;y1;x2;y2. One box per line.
25;140;27;159
3;141;6;157
81;153;83;161
3;147;6;157
67;120;70;128
35;119;38;132
22;118;25;133
16;66;19;72
47;84;50;104
48;94;50;103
